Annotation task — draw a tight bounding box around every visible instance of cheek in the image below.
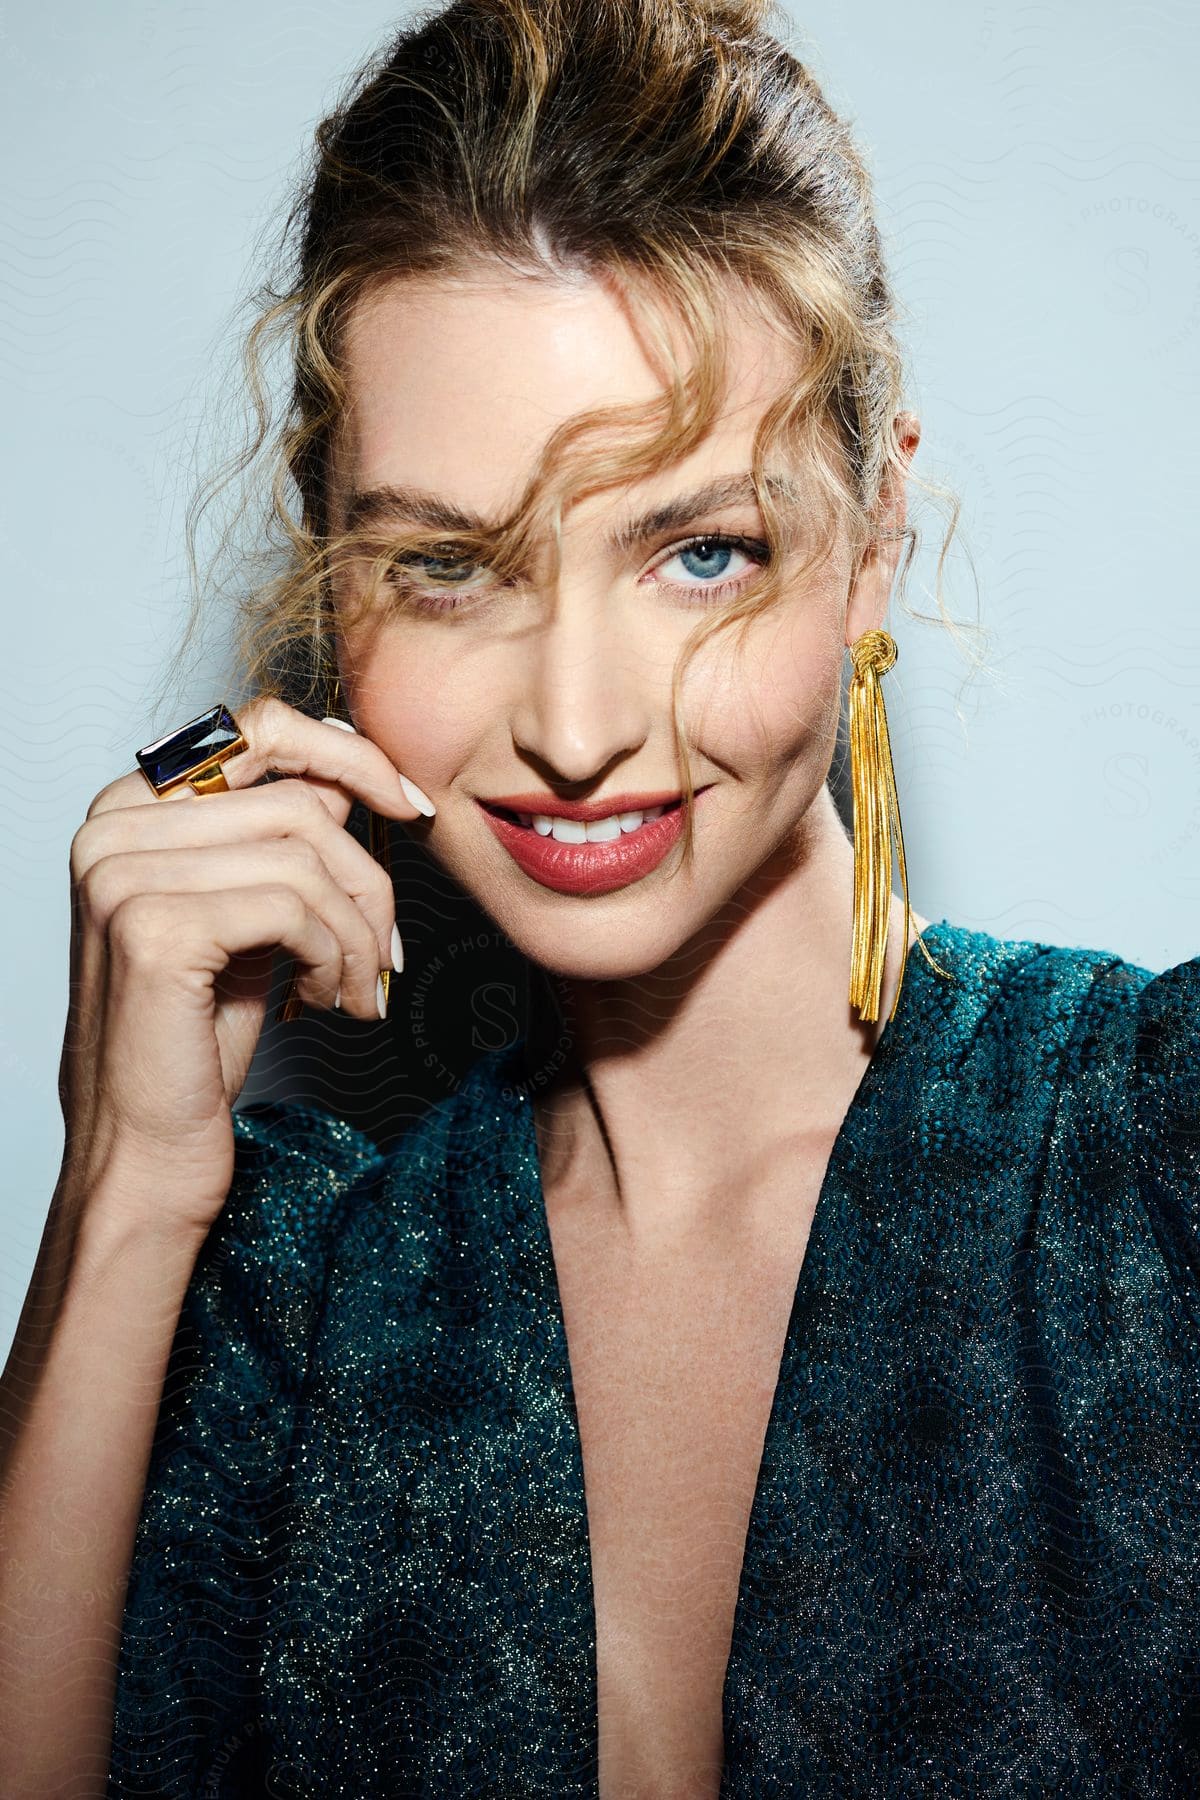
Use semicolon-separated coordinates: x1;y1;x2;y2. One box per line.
687;611;844;773
342;635;485;781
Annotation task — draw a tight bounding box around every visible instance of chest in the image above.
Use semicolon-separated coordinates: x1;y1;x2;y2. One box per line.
544;1164;828;1800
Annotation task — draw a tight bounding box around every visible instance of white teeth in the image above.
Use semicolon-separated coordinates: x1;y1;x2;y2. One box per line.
521;803;672;842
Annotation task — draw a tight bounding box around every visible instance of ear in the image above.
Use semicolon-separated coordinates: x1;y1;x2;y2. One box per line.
844;411;921;648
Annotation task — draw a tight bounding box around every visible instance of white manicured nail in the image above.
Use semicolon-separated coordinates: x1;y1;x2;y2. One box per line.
321;715;357;732
399;774;436;816
390;924;404;973
375;974;387;1019
334;987;342;1010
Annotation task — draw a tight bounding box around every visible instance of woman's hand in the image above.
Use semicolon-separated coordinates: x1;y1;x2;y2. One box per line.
56;697;431;1240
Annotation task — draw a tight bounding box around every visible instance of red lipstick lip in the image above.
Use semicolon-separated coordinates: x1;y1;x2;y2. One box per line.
475;785;713;897
478;786;710;823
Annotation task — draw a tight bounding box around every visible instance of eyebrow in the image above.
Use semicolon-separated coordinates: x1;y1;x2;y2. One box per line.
339;471;798;551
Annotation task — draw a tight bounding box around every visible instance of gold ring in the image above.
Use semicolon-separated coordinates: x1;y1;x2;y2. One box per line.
135;702;248;798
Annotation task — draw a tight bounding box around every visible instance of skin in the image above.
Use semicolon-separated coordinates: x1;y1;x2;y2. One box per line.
330;263;928;1230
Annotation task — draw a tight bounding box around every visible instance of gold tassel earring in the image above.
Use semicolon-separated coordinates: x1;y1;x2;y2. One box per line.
847;627;952;1025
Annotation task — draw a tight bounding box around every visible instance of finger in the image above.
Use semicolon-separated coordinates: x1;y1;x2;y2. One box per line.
90;697;435;828
73;778;398;969
209;696;436;824
87;769;181;820
108;885;347;1016
82;840;388;1017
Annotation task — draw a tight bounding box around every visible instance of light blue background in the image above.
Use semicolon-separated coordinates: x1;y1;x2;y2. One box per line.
5;2;1200;1357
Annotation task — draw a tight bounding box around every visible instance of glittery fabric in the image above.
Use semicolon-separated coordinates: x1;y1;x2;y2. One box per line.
107;918;1200;1797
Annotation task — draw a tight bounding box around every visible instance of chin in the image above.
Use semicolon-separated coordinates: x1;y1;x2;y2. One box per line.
522;942;674;984
483;896;705;985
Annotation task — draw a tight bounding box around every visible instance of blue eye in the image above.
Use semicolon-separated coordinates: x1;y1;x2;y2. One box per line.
388;550;479;584
653;533;771;601
673;540;741;580
381;549;491;612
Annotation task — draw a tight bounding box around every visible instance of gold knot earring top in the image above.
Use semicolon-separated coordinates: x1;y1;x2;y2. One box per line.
847;627;953;1025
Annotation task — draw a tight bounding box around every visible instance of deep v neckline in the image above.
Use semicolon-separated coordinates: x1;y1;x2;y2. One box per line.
497;920;952;1792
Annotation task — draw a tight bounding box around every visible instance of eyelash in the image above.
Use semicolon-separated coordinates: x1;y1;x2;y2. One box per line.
377;531;772;615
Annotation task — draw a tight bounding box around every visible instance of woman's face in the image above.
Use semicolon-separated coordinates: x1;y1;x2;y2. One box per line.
329;267;907;981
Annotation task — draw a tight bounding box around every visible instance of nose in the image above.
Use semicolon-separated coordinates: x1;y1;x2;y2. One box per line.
507;590;655;788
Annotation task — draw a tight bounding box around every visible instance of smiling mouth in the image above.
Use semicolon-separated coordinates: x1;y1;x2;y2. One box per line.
475;787;710;896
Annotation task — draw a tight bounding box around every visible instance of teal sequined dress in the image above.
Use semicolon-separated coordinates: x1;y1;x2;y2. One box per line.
106;920;1200;1796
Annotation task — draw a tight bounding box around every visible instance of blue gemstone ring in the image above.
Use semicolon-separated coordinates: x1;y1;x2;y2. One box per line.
135;702;248;798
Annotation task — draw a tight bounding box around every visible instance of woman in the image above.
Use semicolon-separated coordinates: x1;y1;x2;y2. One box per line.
2;0;1197;1794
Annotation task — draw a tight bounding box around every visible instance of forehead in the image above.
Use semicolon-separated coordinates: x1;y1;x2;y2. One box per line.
332;268;798;516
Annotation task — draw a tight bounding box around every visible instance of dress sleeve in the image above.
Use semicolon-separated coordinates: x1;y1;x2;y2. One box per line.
1133;950;1200;1302
106;1101;382;1799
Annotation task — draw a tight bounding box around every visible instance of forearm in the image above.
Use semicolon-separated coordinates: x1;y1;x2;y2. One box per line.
0;1179;206;1798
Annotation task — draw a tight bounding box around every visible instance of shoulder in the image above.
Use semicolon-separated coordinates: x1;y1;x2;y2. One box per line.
908;917;1199;1178
920;914;1157;1012
923;918;1200;1249
918;915;1197;1071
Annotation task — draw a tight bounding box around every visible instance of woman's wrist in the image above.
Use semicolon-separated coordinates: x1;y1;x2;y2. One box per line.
49;1149;216;1304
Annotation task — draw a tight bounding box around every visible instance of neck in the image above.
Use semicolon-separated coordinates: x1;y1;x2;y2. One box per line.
528;785;927;1236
